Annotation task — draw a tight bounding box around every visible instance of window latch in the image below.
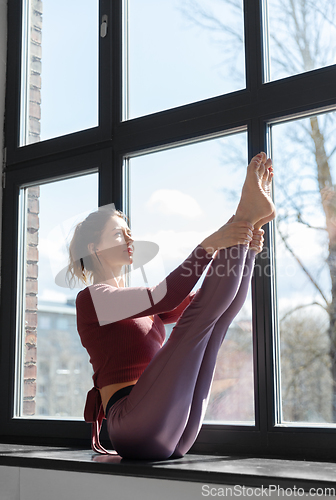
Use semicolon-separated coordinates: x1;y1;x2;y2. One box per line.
101;15;108;38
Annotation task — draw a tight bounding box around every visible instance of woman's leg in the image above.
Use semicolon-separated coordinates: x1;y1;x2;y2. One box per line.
106;245;253;460
170;249;256;458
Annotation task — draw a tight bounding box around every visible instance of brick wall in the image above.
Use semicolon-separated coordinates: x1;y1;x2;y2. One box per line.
23;187;40;415
22;0;42;415
27;0;42;145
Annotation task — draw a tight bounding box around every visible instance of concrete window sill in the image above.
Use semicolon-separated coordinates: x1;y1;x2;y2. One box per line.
0;443;336;491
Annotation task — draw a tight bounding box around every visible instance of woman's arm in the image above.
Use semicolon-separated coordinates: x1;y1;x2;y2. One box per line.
80;245;212;326
77;219;254;327
157;291;197;324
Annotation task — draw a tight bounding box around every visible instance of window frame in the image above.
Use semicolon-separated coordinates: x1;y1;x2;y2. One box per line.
1;0;336;459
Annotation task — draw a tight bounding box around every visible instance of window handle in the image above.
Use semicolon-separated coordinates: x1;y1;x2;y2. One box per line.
101;14;108;38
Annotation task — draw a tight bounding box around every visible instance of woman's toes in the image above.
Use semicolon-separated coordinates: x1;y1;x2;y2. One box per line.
256;152;267;163
249;157;261;171
249;152;266;169
257;161;266;178
262;167;269;183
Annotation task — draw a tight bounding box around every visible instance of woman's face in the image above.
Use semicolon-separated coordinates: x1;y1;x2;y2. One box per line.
96;215;134;269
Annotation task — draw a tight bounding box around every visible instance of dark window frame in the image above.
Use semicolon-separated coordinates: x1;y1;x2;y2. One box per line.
1;0;336;459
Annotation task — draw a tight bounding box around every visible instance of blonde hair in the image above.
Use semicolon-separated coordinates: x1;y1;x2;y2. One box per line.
66;206;127;288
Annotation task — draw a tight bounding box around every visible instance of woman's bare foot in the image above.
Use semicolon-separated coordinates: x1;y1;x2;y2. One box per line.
234;152;275;226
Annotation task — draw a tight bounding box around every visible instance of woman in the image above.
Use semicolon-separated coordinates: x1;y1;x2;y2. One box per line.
69;152;275;460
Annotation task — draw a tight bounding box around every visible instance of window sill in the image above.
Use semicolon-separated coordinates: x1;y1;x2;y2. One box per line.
0;443;335;490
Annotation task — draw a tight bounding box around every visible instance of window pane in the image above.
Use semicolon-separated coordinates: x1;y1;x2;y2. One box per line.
15;173;98;418
272;110;336;424
266;0;336;82
127;0;245;119
20;0;99;146
129;133;255;424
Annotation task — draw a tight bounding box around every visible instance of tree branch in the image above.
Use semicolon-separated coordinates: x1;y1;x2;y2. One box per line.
280;301;328;323
180;1;244;43
296;214;326;231
276;221;330;307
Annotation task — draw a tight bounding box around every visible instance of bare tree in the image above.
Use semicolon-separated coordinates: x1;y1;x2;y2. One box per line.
280;312;331;422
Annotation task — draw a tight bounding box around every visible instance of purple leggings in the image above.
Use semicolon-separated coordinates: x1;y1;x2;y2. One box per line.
106;245;256;460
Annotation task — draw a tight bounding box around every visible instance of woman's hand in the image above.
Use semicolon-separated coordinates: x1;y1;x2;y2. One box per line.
200;219;254;255
249;228;264;253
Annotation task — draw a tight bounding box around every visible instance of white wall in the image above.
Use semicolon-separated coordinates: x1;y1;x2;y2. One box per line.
0;465;227;500
0;0;7;284
2;465;319;500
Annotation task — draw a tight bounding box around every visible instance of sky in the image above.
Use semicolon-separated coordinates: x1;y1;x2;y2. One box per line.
268;0;336;81
38;0;98;140
128;0;245;118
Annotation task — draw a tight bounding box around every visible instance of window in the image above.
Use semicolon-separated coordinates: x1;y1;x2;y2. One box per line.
266;0;336;81
127;0;245;118
15;175;97;418
1;0;336;458
19;0;99;145
272;110;336;425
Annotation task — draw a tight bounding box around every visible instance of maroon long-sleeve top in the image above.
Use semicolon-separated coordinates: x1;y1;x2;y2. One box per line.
76;244;213;424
